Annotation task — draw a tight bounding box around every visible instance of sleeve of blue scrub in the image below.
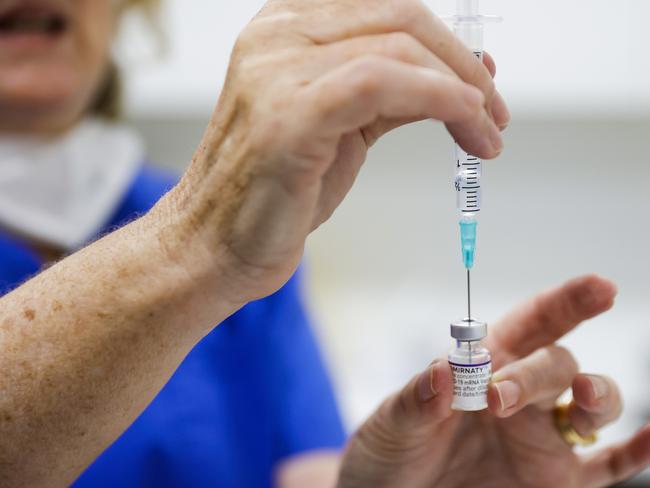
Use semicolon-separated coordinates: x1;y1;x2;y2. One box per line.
267;269;347;461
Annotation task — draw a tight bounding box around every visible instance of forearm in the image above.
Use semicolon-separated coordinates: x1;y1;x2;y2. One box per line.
0;195;236;487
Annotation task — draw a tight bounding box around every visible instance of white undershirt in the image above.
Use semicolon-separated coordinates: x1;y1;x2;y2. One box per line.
0;118;144;251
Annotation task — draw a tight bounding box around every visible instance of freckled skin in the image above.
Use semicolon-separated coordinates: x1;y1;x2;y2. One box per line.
0;216;233;487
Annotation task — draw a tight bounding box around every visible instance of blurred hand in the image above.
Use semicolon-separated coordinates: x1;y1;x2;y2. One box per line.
162;0;509;305
338;275;650;488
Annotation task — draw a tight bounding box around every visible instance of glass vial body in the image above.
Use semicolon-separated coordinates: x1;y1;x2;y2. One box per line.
448;340;491;411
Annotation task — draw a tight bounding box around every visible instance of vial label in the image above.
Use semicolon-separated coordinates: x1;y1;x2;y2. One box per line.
449;360;491;411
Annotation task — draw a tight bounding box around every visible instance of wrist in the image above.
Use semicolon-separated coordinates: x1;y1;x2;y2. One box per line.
133;199;246;338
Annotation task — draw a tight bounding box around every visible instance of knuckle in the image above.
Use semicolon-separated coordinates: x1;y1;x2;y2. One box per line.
310;77;345;120
461;51;495;97
530;294;570;340
390;0;429;29
517;346;577;396
233;25;258;56
234;13;298;57
530;295;552;325
549;345;579;376
518;363;543;395
382;32;424;62
347;56;384;97
471;61;495;96
232;56;263;88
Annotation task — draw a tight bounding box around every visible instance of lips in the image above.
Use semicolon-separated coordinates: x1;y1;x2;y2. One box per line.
0;1;70;38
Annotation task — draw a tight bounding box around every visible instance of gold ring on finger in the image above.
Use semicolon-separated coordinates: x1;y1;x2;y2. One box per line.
553;401;598;448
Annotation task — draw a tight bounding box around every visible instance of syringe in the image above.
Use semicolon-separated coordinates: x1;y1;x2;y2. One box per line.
448;0;500;314
445;0;500;412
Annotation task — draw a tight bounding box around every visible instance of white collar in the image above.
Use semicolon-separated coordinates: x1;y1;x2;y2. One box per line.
0;118;143;250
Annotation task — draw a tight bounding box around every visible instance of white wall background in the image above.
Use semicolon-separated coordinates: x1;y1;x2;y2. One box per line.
118;0;650;117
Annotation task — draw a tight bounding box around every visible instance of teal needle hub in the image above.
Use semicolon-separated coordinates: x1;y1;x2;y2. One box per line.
459;219;477;269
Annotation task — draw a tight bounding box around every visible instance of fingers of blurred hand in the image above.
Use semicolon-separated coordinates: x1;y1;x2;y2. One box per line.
488;345;578;417
580;424;650;488
486;275;618;369
569;374;623;438
379;360;454;433
302;56;486;140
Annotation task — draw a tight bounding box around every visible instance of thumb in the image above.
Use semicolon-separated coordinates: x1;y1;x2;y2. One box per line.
378;359;454;434
338;361;454;486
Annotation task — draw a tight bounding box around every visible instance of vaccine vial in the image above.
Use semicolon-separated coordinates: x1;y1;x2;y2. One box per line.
448;320;492;411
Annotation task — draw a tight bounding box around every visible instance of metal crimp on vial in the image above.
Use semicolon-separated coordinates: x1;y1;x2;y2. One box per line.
448;319;492;411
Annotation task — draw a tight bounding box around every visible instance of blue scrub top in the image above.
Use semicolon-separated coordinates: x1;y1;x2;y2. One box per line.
0;164;345;488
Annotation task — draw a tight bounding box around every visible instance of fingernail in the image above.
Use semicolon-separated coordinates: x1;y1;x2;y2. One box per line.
494;380;521;412
488;121;503;154
588;375;609;401
417;363;438;403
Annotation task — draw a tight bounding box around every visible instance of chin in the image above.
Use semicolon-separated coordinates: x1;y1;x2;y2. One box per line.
0;64;92;134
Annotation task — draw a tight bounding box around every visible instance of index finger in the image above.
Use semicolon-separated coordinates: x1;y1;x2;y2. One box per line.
485;275;618;369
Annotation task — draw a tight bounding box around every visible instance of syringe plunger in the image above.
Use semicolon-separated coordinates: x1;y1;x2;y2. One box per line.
450;0;501;52
456;0;479;17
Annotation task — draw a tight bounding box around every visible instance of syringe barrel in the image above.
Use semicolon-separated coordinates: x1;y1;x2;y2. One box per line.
452;13;484;216
454;144;482;214
453;21;484;54
451;3;493;219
